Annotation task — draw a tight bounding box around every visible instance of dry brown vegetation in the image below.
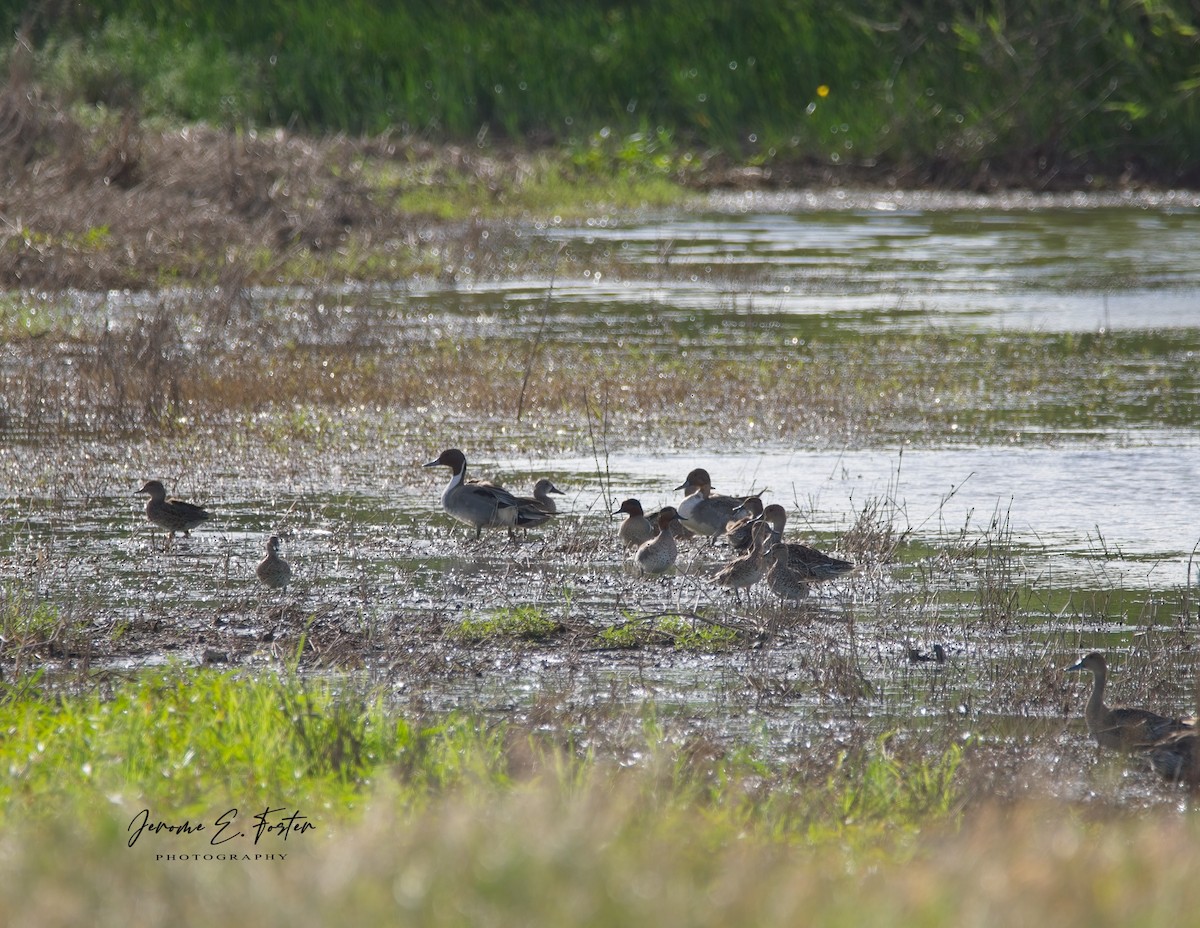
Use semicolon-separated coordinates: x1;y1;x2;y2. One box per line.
0;55;561;292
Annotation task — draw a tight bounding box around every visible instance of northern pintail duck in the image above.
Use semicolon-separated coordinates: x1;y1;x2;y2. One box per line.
712;521;771;600
614;498;656;550
135;479;210;544
760;504;856;583
675;468;758;538
634;507;681;576
424;448;553;539
255;535;291;591
724;496;765;552
1066;652;1191;751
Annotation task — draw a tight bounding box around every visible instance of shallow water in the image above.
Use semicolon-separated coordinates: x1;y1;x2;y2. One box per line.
6;197;1200;804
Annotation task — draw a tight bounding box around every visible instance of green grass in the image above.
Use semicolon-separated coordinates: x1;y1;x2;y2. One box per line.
7;0;1199;183
449;605;562;643
0;668;962;838
5;671;1200;925
595;614;742;651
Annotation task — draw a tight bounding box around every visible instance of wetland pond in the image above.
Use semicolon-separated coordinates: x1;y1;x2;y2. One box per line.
4;190;1200;804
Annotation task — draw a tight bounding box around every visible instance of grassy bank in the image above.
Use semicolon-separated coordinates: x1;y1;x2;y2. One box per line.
1;670;1199;927
6;0;1200;188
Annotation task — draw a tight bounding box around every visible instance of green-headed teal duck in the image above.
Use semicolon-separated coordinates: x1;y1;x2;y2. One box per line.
614;498;656;550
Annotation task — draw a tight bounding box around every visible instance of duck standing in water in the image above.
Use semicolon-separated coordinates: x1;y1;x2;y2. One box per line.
525;478;565;514
424;449;554;539
256;535;291;592
758;504;854;583
614;498;656;550
724;497;765;552
712;521;771;601
135;479;211;546
1065;652;1191;751
675;468;759;539
634;507;681;576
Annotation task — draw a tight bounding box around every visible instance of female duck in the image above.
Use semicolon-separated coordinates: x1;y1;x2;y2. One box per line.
526;478;565;514
614;498;656;550
1147;729;1200;787
1066;652;1190;751
424;449;553;539
724;497;765;552
760;504;856;584
256;535;291;591
712;521;771;600
634;507;681;576
136;479;211;545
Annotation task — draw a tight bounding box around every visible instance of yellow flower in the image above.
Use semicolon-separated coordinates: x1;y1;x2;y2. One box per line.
817;85;830;98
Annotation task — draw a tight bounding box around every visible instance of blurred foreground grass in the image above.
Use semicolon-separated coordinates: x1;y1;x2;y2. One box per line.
0;670;1196;926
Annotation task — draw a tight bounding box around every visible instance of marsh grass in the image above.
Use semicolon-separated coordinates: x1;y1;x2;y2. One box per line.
5;287;1199;446
0;584;94;677
449;605;563;644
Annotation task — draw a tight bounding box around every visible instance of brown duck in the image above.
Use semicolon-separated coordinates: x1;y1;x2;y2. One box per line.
1066;652;1191;751
135;480;211;544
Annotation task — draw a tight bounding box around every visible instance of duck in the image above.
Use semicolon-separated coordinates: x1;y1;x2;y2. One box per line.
907;644;947;664
724;496;765;552
762;544;811;602
423;448;553;539
712;521;771;600
1146;729;1200;787
760;504;856;582
634;507;681;576
1065;652;1191;752
135;480;211;544
614;498;656;550
675;468;758;538
255;535;291;591
523;478;565;514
